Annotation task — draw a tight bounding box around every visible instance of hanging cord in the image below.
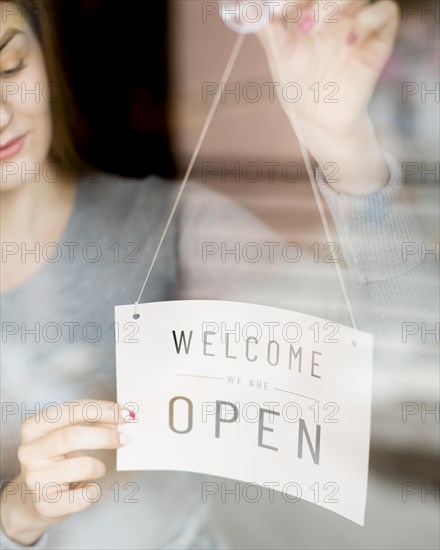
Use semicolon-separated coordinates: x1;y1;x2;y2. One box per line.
264;24;358;330
133;26;358;330
134;34;245;313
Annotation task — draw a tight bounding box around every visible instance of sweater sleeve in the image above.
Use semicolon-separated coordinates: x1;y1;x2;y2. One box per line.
315;154;439;452
314;153;438;335
0;529;49;550
0;481;49;550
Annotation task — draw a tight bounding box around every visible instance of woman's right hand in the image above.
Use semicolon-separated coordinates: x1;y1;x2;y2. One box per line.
0;399;128;546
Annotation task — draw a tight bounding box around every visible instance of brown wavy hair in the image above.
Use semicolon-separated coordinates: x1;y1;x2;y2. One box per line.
3;0;82;168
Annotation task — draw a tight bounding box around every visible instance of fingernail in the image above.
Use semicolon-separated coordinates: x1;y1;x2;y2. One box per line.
299;16;314;33
119;432;130;446
347;31;358;45
121;409;134;422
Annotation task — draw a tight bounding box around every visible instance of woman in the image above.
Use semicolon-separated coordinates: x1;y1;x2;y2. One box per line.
0;0;437;548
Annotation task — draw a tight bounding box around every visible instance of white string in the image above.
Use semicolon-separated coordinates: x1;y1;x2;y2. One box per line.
264;24;358;330
134;26;357;330
134;34;245;308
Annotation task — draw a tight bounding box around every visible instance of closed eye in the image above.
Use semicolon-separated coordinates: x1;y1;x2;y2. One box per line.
0;59;27;77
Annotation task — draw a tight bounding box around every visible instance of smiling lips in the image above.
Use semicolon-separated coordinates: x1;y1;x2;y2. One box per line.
0;133;27;161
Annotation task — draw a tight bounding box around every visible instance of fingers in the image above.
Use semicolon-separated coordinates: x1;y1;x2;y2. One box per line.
316;0;369;31
19;425;124;467
33;483;100;520
259;0;399;54
21;400;127;444
353;0;400;47
271;0;313;17
255;16;289;70
25;456;107;488
257;0;340;45
279;0;368;31
330;0;369;18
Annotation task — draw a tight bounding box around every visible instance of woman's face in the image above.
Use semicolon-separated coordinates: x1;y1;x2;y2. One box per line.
0;2;53;191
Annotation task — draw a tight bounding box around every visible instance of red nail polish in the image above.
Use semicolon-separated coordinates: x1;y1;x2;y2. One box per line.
121;408;136;422
299;15;314;33
347;31;358;45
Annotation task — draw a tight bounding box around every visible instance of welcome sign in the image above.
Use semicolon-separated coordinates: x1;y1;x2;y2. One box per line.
115;300;373;525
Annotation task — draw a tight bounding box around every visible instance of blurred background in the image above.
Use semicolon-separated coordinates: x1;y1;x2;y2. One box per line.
55;0;439;243
54;1;439;548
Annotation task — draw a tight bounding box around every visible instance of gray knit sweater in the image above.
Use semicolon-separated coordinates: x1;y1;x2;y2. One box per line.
1;156;438;549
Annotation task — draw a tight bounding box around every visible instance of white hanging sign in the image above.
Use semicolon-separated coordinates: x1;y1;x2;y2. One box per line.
115;300;373;525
